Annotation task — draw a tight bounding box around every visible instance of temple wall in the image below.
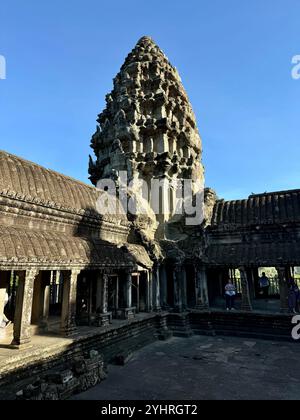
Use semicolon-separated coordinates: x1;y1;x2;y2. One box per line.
0;314;160;400
0;311;295;399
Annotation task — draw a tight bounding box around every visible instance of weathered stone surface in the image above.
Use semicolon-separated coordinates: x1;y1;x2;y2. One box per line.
15;350;106;400
89;36;203;185
72;336;300;401
89;36;204;242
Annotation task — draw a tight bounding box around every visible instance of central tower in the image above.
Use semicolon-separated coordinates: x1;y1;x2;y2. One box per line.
89;36;204;239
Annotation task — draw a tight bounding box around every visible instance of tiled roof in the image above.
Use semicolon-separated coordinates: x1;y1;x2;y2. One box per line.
206;241;300;266
0;150;99;211
211;190;300;227
0;226;152;268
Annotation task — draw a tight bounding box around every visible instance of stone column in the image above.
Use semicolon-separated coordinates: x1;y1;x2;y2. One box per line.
181;266;188;310
249;268;257;300
239;267;253;311
153;266;161;312
0;271;10;325
125;272;132;308
12;269;39;347
115;275;119;312
61;269;80;336
120;271;135;320
195;266;209;310
160;265;168;309
39;273;51;331
96;272;112;327
276;267;289;313
173;265;183;313
31;272;51;331
146;270;153;312
136;274;140;313
41;284;50;328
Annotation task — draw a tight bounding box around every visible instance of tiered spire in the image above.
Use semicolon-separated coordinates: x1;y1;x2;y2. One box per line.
89;36;204;186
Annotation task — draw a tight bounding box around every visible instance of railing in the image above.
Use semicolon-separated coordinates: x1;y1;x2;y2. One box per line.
230;272;280;296
268;277;280;296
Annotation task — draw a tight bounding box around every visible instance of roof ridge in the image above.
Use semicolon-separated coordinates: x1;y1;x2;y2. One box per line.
249;189;300;197
216;188;300;204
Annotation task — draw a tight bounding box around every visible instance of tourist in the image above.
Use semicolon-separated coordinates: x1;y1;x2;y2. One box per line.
288;280;299;314
225;280;236;311
259;272;270;301
0;290;11;329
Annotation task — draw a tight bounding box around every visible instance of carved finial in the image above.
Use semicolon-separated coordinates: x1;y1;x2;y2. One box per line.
137;36;154;45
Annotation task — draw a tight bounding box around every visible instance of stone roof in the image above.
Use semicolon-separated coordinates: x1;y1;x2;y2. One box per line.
211;189;300;227
0;225;152;269
207;241;300;267
0;150;99;212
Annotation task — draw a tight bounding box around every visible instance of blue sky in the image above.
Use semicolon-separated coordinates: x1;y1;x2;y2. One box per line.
1;0;300;200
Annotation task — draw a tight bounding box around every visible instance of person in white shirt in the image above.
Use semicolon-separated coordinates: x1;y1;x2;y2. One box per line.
0;291;11;328
225;280;236;311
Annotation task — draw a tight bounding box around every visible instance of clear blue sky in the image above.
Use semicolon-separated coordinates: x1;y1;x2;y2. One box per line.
1;0;300;200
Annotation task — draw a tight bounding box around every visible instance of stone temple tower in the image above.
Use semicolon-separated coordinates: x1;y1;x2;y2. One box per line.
89;36;204;239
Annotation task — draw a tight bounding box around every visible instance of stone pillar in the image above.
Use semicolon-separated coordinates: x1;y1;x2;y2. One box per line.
41;283;50;329
125;272;132;308
12;269;39;347
136;274;140;313
96;272;112;327
195;266;209;310
160;265;168;309
61;269;80;336
218;271;223;296
173;265;183;313
153;266;161;312
249;268;257;300
181;266;187;310
115;275;119;312
276;267;289;313
0;271;10;325
147;270;153;312
239;267;253;312
39;273;51;331
120;271;135;320
31;272;51;331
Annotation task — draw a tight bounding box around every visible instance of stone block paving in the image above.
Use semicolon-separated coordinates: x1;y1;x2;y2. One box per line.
73;336;300;400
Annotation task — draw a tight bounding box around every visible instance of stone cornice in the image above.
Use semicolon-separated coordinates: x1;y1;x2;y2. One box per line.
0;190;131;235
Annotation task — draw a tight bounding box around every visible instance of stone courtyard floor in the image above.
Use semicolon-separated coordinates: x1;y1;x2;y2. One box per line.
73;335;300;401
